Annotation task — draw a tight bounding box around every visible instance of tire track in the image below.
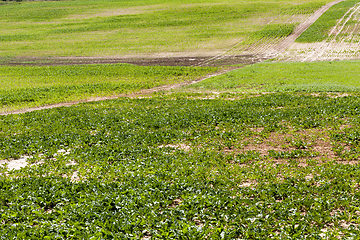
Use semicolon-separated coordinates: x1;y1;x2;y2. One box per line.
302;2;360;62
198;0;344;66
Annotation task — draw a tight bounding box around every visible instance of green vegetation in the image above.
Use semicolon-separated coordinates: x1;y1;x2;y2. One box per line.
0;0;328;58
252;24;296;39
0;64;217;113
187;60;360;92
296;0;360;42
2;93;360;238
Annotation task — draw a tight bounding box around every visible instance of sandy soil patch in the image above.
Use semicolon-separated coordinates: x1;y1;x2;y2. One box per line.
158;143;191;152
0;156;31;170
0;149;72;171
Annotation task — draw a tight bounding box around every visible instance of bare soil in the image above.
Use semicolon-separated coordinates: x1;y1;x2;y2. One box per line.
275;0;344;53
0;55;268;67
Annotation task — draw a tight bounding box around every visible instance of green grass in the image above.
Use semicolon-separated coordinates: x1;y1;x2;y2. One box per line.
2;94;360;238
0;0;329;58
0;64;218;113
186;60;360;92
252;24;296;39
296;0;360;42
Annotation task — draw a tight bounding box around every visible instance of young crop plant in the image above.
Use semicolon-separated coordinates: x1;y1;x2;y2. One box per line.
253;24;296;39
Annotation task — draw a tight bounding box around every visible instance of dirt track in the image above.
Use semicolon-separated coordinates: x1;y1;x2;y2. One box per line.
275;0;344;53
0;54;272;68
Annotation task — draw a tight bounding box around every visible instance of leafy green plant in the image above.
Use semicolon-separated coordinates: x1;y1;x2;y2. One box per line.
1;93;360;238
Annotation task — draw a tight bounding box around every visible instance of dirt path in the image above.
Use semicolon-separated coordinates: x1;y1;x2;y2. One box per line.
302;2;360;62
0;55;263;68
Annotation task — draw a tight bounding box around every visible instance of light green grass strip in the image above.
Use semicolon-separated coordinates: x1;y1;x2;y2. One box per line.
187;60;360;92
0;64;217;112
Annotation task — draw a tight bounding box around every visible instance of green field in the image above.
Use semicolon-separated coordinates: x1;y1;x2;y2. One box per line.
187;60;360;92
2;94;360;238
2;0;360;238
0;0;328;58
0;64;217;113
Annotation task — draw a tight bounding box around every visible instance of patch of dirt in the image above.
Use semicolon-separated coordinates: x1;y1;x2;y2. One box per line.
70;171;80;182
0;55;266;67
169;198;182;208
239;180;257;188
309;92;353;98
0;149;73;171
238;128;337;160
158;143;191;152
0;156;30;170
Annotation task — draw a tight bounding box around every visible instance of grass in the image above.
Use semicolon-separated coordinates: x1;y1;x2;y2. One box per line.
0;64;218;113
296;0;360;42
2;93;360;238
185;60;360;92
252;24;296;39
0;0;329;58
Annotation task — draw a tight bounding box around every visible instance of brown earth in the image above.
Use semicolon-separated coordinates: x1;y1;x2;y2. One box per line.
0;54;269;67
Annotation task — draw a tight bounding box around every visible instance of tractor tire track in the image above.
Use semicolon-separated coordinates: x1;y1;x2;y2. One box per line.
199;0;344;66
303;2;360;62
